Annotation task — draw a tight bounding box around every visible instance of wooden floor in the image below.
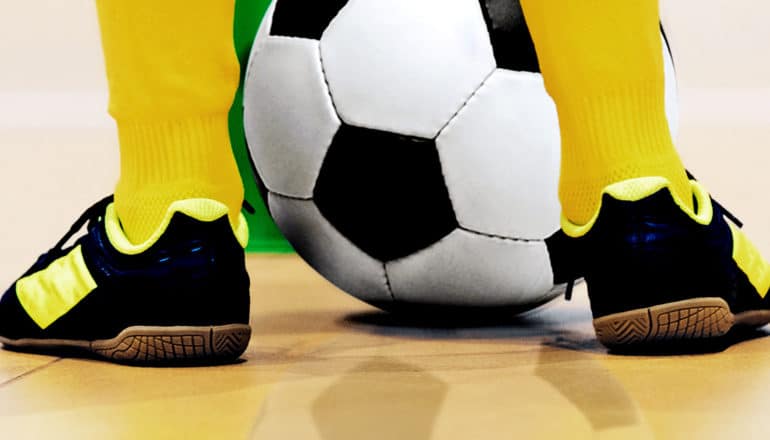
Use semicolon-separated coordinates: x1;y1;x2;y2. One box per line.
0;254;768;439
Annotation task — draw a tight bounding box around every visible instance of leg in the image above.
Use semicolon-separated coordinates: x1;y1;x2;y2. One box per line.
521;0;691;225
97;0;244;244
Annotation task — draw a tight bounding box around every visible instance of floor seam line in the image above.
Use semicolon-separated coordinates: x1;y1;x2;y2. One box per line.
0;357;63;388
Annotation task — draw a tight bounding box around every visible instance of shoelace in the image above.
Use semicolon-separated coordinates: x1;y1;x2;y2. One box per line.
22;195;114;278
562;170;743;302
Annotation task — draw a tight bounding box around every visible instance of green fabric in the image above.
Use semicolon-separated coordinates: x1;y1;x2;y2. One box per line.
229;0;293;253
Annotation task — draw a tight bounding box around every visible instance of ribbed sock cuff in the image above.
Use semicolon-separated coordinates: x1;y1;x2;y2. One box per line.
114;114;244;244
117;114;233;183
556;83;692;224
557;83;673;164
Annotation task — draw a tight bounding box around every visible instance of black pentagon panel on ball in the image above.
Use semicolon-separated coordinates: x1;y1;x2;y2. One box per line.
270;0;349;40
314;125;458;262
478;0;540;72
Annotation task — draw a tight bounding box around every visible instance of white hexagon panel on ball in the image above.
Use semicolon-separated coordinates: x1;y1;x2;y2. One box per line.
386;229;557;307
320;0;496;138
437;69;561;241
244;37;340;199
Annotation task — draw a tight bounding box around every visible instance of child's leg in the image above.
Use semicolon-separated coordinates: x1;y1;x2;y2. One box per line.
96;0;244;244
520;0;691;225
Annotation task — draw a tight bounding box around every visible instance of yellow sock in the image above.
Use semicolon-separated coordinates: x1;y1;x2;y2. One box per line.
520;0;692;225
95;0;243;244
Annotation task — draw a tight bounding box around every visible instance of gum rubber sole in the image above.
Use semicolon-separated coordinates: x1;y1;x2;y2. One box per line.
593;297;770;348
0;324;251;365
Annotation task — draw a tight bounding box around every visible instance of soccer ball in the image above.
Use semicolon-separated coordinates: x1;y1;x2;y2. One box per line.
243;0;679;313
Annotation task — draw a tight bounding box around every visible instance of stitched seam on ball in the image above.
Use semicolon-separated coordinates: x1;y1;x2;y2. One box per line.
431;69;495;213
317;41;344;123
382;264;396;302
312;42;345;196
434;67;496;140
459;226;545;243
268;191;313;202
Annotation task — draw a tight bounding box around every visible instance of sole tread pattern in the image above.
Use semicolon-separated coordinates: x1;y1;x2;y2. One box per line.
0;324;253;365
90;325;251;364
653;306;732;340
597;315;651;345
594;298;735;348
96;333;209;362
212;328;252;358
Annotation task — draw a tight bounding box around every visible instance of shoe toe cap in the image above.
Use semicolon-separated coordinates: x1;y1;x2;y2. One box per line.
0;284;45;341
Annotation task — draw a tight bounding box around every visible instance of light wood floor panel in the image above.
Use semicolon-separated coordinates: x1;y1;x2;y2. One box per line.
0;352;57;387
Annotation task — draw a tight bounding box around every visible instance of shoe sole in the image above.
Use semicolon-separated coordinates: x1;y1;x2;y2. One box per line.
0;324;251;365
593;298;770;348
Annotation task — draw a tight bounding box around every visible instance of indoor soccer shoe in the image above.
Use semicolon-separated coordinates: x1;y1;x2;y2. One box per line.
562;177;770;349
0;196;252;365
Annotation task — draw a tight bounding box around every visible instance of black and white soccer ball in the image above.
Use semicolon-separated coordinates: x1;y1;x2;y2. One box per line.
243;0;679;313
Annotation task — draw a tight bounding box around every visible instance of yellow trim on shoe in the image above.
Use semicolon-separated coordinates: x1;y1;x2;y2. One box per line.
728;222;770;298
105;199;249;255
561;177;713;238
16;245;98;330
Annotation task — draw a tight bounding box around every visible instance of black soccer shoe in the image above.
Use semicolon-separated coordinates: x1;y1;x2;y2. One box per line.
0;196;251;365
561;177;770;349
